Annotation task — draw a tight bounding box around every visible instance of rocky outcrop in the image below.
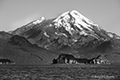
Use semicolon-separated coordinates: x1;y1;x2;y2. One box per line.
53;54;77;64
0;58;15;64
53;54;110;64
93;55;110;64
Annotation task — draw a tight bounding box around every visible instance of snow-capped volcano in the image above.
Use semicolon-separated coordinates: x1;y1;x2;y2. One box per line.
10;10;117;53
1;10;120;64
54;10;99;31
50;10;110;41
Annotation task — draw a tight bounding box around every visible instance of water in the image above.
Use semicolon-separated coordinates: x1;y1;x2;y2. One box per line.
0;64;120;80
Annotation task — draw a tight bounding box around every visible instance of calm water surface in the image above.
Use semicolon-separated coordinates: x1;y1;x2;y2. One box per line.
0;64;120;80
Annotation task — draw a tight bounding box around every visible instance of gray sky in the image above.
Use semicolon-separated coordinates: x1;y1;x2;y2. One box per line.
0;0;120;35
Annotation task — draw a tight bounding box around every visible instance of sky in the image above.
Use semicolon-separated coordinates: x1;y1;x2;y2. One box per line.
0;0;120;35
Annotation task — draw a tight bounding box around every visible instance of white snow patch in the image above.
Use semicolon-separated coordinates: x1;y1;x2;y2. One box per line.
44;32;49;37
33;17;45;25
79;31;88;36
108;33;113;38
49;24;52;27
55;32;68;38
72;39;78;42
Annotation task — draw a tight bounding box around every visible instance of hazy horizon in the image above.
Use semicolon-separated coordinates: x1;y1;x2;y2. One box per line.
0;0;120;35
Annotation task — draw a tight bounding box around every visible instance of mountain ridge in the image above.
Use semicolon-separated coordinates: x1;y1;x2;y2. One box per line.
0;10;120;64
9;10;120;54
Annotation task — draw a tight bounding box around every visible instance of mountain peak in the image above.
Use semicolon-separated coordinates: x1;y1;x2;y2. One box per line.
53;10;102;39
54;10;98;27
70;10;98;26
32;17;45;25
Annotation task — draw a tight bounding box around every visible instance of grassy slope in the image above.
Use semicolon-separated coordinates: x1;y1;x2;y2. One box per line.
0;35;57;65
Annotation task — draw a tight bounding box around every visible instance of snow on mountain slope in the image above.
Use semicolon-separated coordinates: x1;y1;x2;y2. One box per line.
54;10;99;31
36;10;111;51
33;17;45;25
11;17;46;35
10;10;115;53
2;10;120;64
52;10;108;40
